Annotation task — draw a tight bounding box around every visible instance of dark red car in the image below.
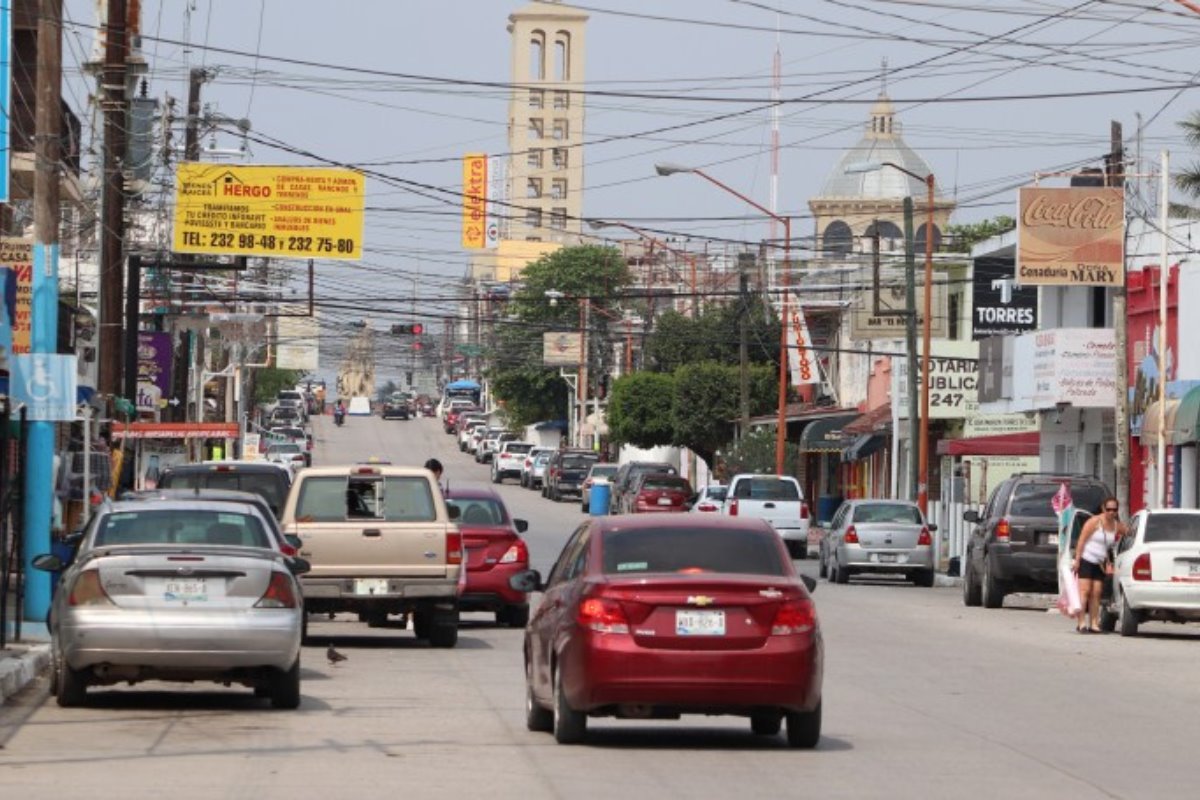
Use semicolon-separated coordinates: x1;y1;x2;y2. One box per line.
627;473;693;514
515;515;823;746
445;487;531;627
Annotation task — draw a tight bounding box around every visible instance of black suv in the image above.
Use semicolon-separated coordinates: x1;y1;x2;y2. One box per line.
961;473;1109;608
158;461;293;520
382;395;410;420
542;450;600;502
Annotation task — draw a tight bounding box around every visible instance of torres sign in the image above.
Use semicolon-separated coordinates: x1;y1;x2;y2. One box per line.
1017;186;1124;287
173;164;365;260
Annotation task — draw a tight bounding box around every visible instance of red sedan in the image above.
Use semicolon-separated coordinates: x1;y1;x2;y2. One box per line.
446;487;531;627
515;515;823;746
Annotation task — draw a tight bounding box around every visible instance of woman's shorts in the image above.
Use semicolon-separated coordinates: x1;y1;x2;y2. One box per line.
1078;559;1106;581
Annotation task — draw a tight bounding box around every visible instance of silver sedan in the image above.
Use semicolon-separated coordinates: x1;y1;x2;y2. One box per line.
33;499;306;708
822;499;936;587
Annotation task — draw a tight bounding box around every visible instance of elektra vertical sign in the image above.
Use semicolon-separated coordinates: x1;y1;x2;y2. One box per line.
972;256;1038;340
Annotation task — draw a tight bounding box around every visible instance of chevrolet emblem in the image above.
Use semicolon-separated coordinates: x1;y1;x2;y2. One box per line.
686;595;715;607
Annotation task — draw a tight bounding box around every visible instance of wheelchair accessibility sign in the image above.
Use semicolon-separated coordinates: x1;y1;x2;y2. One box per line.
11;354;77;421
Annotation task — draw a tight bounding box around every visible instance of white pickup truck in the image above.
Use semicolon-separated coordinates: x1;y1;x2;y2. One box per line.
720;473;811;560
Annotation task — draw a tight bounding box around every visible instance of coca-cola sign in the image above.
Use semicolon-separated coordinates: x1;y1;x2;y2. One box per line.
1017;186;1124;287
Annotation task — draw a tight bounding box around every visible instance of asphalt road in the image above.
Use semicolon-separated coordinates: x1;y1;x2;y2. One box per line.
2;414;1197;799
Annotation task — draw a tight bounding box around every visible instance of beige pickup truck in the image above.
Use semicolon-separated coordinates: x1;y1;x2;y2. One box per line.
281;464;464;647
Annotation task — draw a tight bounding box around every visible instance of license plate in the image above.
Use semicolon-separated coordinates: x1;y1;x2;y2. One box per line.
657;497;673;506
1047;533;1059;546
1189;563;1200;576
676;609;725;636
354;578;390;596
156;578;211;602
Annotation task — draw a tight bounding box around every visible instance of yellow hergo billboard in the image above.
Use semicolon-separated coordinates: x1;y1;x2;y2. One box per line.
173;164;365;260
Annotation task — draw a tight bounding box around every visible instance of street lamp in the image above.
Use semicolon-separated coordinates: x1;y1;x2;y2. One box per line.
655;162;793;476
589;219;699;318
844;160;936;514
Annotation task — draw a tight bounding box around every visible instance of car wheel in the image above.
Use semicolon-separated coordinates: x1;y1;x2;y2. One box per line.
981;554;1006;609
818;552;828;579
834;558;849;585
55;657;88;708
366;609;389;628
427;608;460;648
750;712;782;736
301;610;310;645
270;658;302;710
914;569;935;588
1118;593;1140;637
412;610;431;640
498;604;530;628
553;667;587;745
785;702;821;749
1099;604;1118;633
491;470;500;484
962;555;983;607
785;541;804;560
525;659;554;733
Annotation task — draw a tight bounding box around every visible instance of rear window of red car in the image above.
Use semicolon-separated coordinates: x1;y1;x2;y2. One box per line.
601;525;786;576
641;477;690;492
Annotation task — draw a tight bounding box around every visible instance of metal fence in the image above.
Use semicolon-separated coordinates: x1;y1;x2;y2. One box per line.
928;497;983;574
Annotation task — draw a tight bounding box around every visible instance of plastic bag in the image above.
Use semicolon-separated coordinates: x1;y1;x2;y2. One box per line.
1057;558;1082;617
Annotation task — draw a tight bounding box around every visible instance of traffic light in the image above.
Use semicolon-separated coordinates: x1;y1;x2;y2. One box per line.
390;323;424;335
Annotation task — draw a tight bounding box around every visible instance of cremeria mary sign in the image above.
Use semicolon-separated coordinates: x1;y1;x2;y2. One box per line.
1017;186;1124;287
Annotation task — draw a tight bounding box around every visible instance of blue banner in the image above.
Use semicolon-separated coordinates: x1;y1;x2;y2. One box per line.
0;3;10;202
11;353;78;421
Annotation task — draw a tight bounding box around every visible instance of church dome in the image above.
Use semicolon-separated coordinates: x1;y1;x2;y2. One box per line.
816;94;940;200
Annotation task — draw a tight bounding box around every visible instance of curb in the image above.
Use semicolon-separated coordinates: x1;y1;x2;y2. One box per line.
934;574;963;588
0;645;51;703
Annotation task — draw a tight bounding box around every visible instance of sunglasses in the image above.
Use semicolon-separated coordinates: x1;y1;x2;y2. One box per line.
1104;507;1119;512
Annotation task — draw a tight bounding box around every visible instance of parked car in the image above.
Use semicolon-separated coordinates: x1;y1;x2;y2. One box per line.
445;487;531;627
492;441;535;484
722;474;811;560
122;488;303;558
689;484;727;513
580;463;620;512
32;498;307;708
268;425;312;467
609;461;677;514
269;405;302;428
381;393;410;420
157;461;293;519
543;450;600;502
527;451;553;491
1106;508;1200;636
521;447;557;488
465;423;490;455
266;442;307;476
623;472;694;514
477;430;517;464
821;499;935;586
961;473;1109;609
515;514;823;746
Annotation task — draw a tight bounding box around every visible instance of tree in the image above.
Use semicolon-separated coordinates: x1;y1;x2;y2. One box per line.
376;380;398;403
1173;110;1200;219
607;371;675;448
643;298;779;374
670;362;777;468
487;245;633;425
252;367;306;404
944;216;1016;252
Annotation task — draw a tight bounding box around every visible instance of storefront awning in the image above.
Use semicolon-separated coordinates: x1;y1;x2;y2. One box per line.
843;433;887;462
938;431;1039;457
1141;399;1180;446
843;404;891;436
799;414;857;453
1174;385;1200;443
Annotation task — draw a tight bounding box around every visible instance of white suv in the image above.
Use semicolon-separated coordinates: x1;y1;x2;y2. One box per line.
520;447;556;488
492;441;535;484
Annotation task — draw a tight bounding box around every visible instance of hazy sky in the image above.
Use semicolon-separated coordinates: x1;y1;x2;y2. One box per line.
60;1;1200;380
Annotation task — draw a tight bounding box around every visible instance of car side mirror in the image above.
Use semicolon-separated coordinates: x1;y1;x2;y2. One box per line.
63;530;86;547
31;553;64;572
285;534;303;551
928;523;938;532
800;574;817;593
287;557;312;575
514;519;529;533
962;510;980;523
447;505;461;520
509;569;544;594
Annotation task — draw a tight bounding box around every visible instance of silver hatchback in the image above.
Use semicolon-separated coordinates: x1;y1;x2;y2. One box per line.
34;499;306;708
822;499;935;587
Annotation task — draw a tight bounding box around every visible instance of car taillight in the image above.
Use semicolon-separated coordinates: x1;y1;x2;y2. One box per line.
1133;552;1152;581
577;596;629;634
771;599;816;635
280;543;298;557
800;502;809;521
843;525;859;544
996;518;1011;543
255;572;299;609
446;531;463;565
698;502;717;512
729;498;739;516
68;570;114;607
525;458;532;468
918;526;932;546
499;540;528;564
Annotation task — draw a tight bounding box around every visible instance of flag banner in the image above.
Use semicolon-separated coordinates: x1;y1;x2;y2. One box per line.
786;293;820;387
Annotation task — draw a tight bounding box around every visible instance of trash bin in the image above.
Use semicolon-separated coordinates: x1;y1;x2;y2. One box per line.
590;482;611;516
817;495;843;526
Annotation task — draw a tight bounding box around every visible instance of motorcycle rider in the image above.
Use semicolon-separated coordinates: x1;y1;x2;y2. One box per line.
333;399;346;425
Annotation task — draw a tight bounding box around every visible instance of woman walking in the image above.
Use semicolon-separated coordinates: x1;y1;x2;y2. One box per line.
1072;498;1127;633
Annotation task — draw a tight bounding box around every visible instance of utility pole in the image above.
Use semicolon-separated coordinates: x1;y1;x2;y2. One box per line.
98;0;128;400
184;67;205;161
738;264;751;436
25;0;63;621
903;198;919;500
1107;121;1128;515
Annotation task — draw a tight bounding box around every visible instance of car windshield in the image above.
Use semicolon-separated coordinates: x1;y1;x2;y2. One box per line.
590;465;619;478
1010;483;1107;516
447;498;507;525
161;471;288;516
642;477;690;492
853;504;923;524
732;478;799;501
1143;514;1200;543
295;475;436;522
95;509;270;548
269;444;302;454
535;454;552;464
602;526;786;576
704;486;728;501
505;444;533;454
562;455;599;469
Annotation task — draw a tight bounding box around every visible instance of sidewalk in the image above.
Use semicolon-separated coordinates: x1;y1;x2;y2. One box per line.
0;641;50;703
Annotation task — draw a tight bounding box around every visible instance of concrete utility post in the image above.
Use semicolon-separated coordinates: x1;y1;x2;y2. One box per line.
98;0;128;399
25;0;64;621
1108;120;1129;515
903;198;919;500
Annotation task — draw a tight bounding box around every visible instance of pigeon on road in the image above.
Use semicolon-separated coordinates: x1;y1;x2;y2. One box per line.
326;645;349;665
